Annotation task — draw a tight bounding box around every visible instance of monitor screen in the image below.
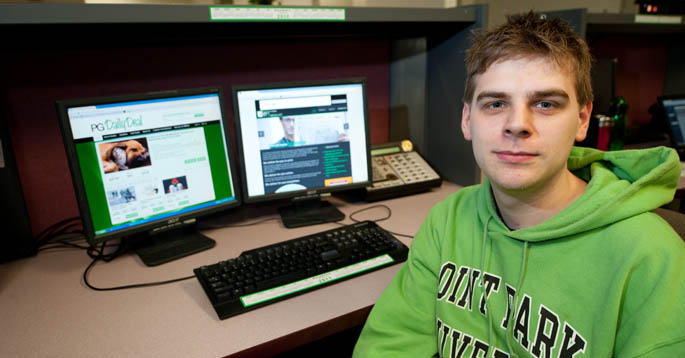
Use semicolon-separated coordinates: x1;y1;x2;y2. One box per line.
57;87;241;266
660;96;685;148
232;78;371;227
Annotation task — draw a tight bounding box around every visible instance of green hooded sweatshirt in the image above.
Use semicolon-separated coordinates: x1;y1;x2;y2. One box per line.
354;146;685;357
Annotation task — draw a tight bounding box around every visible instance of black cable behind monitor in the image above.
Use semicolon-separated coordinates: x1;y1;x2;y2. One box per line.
83;243;195;292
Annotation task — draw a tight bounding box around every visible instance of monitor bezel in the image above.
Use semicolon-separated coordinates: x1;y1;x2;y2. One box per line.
56;86;242;246
658;94;685;150
231;77;372;204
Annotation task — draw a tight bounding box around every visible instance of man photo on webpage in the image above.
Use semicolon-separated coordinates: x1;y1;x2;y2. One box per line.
274;116;295;146
354;11;685;358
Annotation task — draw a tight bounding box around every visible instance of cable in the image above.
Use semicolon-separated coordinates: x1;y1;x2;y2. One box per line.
31;217;192;290
382;229;414;239
50;232;88;243
38;240;90;252
39;239;121;253
83;258;194;291
200;205;412;237
35;216;82;245
82;241;195;291
348;204;392;223
197;215;281;230
37;232;89;252
340;204;415;238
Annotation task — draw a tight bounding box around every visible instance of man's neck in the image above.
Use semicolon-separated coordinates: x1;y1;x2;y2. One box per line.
491;170;587;230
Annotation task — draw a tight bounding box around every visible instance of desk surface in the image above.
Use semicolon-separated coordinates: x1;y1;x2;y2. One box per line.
0;182;461;358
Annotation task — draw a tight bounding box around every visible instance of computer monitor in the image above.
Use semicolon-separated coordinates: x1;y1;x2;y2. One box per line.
56;87;241;266
659;95;685;156
232;78;372;228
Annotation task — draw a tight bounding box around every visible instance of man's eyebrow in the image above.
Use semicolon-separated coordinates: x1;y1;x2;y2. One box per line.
475;91;510;103
529;89;570;100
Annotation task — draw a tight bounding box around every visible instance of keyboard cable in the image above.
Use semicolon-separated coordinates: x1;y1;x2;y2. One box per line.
82;241;196;291
343;204;414;239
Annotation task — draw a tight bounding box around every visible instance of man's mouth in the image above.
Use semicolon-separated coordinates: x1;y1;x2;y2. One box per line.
494;151;539;163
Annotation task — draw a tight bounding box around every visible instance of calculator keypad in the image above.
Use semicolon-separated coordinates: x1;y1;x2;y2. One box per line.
370;151;439;189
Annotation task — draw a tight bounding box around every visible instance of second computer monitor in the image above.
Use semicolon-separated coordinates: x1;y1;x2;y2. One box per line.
660;95;685;149
232;78;371;227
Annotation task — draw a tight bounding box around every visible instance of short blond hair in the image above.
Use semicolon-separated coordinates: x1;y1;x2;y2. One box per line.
463;11;593;106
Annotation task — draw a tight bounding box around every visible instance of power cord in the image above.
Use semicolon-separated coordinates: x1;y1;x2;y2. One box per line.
348;204;391;223
340;204;415;238
35;216;85;248
197;215;281;230
198;204;414;238
32;216;196;291
82;241;195;291
37;233;90;252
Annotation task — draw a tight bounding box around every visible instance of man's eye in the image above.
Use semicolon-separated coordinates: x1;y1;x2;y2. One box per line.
536;101;555;109
486;101;505;109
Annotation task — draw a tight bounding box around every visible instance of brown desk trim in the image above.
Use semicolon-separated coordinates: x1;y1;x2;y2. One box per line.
228;305;373;357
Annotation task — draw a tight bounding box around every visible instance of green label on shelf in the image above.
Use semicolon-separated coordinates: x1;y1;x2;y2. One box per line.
210;6;346;22
634;14;682;24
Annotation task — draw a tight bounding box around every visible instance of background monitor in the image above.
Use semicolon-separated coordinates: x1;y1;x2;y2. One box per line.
57;87;241;266
232;78;371;228
659;95;685;151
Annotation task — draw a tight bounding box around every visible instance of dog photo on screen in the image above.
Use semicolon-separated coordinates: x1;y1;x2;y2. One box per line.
99;138;152;174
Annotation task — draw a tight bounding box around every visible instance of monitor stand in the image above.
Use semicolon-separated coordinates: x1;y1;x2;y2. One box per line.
133;225;215;267
279;196;345;228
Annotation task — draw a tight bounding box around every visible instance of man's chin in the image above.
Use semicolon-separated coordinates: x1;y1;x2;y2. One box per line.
488;175;538;193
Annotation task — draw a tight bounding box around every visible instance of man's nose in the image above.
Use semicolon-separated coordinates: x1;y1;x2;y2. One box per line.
503;106;534;139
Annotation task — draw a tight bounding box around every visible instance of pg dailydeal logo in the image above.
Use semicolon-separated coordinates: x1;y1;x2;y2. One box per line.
91;115;143;132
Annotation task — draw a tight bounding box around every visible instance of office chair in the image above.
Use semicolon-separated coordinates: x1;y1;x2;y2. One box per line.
654;208;685;240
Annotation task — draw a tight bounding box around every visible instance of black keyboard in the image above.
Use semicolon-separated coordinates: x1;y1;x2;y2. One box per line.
193;220;409;320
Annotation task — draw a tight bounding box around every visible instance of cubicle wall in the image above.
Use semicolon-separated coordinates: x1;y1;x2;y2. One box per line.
0;112;35;262
0;4;486;237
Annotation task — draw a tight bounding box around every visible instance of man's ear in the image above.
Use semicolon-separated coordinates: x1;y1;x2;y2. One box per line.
575;101;593;142
461;102;473;141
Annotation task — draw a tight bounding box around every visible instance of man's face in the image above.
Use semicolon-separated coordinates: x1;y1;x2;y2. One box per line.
461;56;591;194
281;117;295;140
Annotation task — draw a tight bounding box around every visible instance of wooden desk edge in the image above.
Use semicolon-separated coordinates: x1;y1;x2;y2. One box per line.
228;305;373;357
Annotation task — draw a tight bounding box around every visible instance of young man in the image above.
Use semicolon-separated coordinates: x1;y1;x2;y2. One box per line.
354;12;685;357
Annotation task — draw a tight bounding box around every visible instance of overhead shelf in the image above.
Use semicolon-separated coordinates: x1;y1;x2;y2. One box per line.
0;3;481;47
586;12;685;35
0;3;477;24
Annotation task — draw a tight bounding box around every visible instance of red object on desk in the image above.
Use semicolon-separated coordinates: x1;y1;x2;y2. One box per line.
597;115;613;151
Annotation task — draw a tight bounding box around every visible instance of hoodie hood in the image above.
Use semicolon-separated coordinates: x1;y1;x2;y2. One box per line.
477;146;682;243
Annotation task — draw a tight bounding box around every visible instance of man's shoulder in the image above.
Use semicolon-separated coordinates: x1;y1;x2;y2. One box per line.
603;211;684;251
